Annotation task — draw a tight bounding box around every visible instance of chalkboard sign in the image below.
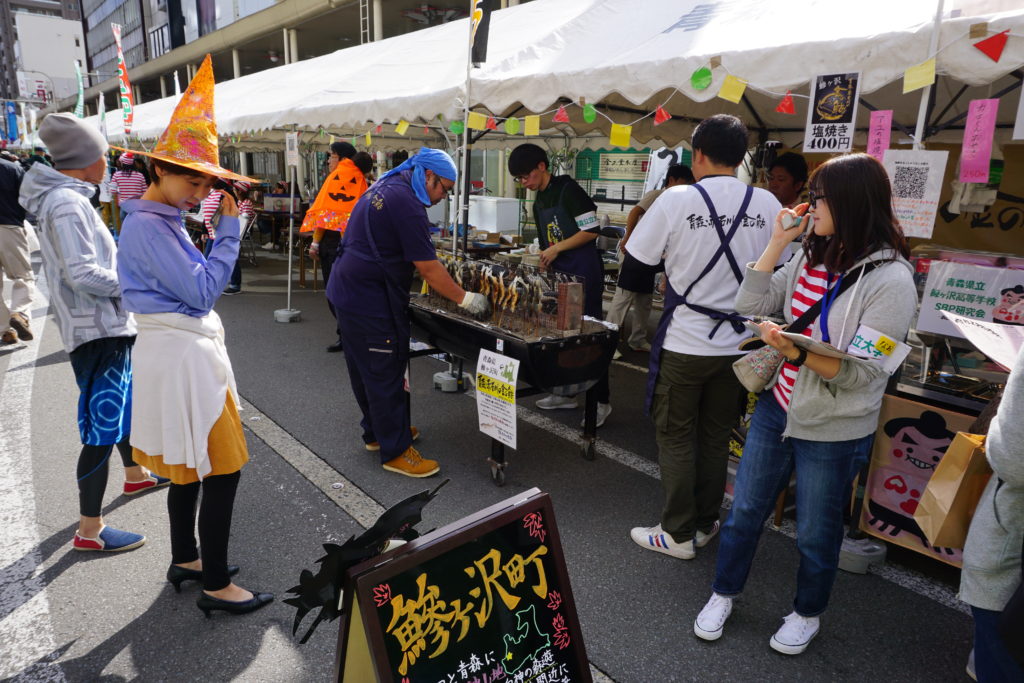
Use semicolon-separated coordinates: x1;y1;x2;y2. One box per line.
336;489;590;683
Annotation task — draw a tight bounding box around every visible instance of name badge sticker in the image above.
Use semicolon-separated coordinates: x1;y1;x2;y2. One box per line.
845;325;911;375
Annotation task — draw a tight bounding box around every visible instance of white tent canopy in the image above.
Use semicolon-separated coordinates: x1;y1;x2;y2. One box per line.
91;0;1024;150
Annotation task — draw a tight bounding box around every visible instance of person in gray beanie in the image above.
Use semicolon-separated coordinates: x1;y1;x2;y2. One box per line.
19;112;169;554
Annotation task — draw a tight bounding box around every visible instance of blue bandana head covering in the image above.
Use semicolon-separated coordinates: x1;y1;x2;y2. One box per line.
378;147;458;206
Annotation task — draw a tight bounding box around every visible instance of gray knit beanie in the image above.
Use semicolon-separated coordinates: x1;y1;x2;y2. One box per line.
38;113;109;170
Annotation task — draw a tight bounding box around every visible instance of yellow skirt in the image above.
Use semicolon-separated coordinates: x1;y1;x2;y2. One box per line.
133;394;249;485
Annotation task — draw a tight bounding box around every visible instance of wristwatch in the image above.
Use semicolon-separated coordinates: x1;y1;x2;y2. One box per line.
789;347;808;368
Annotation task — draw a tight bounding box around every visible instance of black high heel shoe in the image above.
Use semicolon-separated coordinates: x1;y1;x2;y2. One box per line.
196;590;274;618
166;564;240;593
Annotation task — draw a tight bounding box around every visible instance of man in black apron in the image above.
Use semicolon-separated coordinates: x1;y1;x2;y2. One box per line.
626;115;783;560
508;144;611;427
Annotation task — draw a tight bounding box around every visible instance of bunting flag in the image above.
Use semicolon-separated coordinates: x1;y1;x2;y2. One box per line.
375;124;383;134
73;60;85;118
424;125;430;134
718;75;747;103
504;117;520;135
395;120;409;136
524;115;540;136
653;105;671;125
365;131;372;146
582;103;597;123
776;90;795;114
609;123;631;147
470;0;493;66
486;115;498;130
111;23;134;134
553;105;570;123
467;111;488;130
974;29;1009;62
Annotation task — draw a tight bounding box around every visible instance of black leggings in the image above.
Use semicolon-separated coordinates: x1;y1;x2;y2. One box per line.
77;437;136;517
167;471;241;591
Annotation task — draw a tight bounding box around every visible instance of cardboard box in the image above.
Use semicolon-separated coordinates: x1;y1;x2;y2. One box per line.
859;394;975;567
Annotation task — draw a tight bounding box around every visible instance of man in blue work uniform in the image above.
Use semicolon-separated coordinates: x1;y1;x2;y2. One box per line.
326;148;488;478
508;143;611;427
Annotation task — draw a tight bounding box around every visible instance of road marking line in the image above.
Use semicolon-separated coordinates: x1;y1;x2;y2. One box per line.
0;267;67;682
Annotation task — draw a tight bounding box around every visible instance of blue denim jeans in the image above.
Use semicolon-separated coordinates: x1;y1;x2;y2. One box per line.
973;607;1024;682
712;394;873;617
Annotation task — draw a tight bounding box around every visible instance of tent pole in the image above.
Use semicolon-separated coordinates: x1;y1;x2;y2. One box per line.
913;0;945;149
454;0;475;257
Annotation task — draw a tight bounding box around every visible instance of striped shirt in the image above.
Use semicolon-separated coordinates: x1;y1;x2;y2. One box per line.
201;192;222;238
238;199;254;223
773;263;831;411
110;170;148;202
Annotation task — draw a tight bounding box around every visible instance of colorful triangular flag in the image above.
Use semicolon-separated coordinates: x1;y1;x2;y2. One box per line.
653;106;671;126
486;116;497;130
776;90;795;115
553;105;570;123
974;29;1009;62
375;124;383;134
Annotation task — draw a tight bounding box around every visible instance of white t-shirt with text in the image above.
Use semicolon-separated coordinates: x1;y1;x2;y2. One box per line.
628;175;783;356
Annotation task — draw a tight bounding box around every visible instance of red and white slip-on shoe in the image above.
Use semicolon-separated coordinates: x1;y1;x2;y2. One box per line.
73;526;146;552
123;474;171;496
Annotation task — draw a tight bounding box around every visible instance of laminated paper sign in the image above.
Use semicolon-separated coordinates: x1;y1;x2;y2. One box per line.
803;72;860;154
867;110;893;161
883;149;948;238
940;311;1024;371
917;261;1024;338
475;350;519;449
960;99;998;184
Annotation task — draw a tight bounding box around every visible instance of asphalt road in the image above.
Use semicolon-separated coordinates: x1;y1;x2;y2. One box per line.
0;250;974;682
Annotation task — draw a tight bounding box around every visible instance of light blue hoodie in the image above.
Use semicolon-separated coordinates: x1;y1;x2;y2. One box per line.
19;163;135;352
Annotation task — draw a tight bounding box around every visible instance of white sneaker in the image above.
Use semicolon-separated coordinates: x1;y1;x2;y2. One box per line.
694;593;733;641
536;394;578;410
612;348;623;360
769;612;820;655
695;520;721;548
261;241;275;250
581;402;612;428
629;524;695;560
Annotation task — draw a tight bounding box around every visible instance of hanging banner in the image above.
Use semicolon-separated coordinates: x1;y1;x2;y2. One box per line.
803;72;860;154
960;99;999;184
4;102;17;143
96;93;106;137
111;23;134;135
475;349;519;449
917;261;1024;338
470;0;493;66
73;60;85;118
867;110;893;161
285;131;299;167
883;149;948;239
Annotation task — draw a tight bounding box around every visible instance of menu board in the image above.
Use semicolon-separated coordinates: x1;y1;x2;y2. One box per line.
336;489;590;683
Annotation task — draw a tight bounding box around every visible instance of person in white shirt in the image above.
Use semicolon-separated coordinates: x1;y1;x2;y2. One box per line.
626;114;782;562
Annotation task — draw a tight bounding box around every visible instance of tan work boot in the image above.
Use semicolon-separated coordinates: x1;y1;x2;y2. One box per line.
9;312;32;341
382;446;439;478
366;426;420;452
1;328;16;344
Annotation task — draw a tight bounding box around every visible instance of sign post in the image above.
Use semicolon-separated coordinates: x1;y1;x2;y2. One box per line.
275;129;302;323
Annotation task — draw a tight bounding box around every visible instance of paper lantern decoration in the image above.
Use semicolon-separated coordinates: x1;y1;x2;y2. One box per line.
691;66;713;91
583;103;597;123
505;117;521;135
974;30;1008;62
653;106;670;126
553;105;570;123
776;91;795;115
449;120;465;134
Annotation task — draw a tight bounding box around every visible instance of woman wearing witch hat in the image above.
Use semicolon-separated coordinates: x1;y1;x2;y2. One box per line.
115;54;272;618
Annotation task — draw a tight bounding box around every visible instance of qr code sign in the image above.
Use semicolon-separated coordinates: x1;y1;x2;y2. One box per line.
893;165;928;199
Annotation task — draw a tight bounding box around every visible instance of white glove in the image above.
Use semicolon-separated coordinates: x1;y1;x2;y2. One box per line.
459;291;491;317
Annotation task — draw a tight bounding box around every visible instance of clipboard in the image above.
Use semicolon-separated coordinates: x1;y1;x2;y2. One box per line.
777;331;849;359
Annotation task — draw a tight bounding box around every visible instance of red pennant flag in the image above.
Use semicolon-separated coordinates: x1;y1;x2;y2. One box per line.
776;90;796;115
486;116;498;130
424;125;430;134
653;105;671;126
375;124;383;134
552;105;570;123
974;30;1009;62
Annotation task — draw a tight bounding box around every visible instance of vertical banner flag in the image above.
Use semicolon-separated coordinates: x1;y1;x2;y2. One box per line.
111;23;134;134
96;93;106;136
867;110;893;161
470;0;493;66
883;149;949;239
73;60;85;118
173;71;181;97
803;72;861;154
19;102;27;146
960;99;998;184
4;102;17;142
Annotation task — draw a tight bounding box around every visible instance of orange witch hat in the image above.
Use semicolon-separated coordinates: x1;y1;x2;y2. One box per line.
114;54;254;183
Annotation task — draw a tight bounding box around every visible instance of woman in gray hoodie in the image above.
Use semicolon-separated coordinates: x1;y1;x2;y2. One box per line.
693;153;917;655
960;344;1024;681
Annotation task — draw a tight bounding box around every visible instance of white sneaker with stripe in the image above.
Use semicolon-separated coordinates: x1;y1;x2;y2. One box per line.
629;523;695;559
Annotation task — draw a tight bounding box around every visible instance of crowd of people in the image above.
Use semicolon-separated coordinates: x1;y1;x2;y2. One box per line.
0;55;1019;676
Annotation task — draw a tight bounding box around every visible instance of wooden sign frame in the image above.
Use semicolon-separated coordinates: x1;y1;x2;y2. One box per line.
335;488;591;682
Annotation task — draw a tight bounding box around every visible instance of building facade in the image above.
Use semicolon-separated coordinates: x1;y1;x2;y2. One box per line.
0;0;82;101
